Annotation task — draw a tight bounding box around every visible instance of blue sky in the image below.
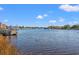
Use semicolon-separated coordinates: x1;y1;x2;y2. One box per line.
0;4;79;27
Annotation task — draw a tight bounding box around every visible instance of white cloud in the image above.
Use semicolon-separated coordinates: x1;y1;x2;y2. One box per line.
59;18;64;22
0;7;4;10
68;21;78;25
49;18;64;24
49;20;56;23
73;21;78;24
43;14;48;17
36;14;48;19
36;15;44;19
59;4;79;12
4;19;8;22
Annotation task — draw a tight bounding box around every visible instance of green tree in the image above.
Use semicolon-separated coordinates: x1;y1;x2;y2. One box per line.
71;24;79;29
48;26;53;29
62;25;70;29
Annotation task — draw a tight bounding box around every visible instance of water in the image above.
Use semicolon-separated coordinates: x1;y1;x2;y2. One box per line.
10;29;79;55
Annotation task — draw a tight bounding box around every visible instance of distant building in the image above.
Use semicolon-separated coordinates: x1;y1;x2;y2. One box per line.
0;22;7;29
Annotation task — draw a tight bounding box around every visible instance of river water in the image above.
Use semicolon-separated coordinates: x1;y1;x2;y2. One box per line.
10;29;79;55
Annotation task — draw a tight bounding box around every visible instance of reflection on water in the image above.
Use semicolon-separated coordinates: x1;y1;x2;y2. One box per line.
14;29;79;55
0;35;19;55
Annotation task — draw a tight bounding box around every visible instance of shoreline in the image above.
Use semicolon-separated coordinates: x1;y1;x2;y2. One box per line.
0;35;20;55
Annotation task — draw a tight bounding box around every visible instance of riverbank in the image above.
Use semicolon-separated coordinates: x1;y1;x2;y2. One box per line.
0;35;19;55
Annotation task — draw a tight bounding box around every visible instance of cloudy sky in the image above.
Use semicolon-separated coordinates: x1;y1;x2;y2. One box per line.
0;4;79;27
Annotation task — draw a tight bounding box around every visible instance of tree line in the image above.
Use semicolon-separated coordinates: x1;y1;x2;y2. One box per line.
8;24;79;30
48;24;79;30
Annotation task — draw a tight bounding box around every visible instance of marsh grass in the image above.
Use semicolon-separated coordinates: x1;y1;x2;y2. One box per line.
0;35;19;55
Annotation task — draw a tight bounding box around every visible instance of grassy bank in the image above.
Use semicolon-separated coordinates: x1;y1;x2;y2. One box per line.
0;35;19;55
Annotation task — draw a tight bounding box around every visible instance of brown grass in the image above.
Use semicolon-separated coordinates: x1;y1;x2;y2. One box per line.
0;35;19;55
